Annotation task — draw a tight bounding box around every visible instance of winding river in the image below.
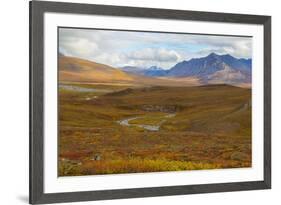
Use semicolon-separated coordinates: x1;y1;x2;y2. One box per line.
117;113;176;131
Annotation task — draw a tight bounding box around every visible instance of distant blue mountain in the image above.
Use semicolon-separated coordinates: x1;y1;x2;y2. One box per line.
120;65;166;77
143;66;167;77
168;53;251;77
120;53;251;84
167;53;252;84
219;54;251;73
119;66;146;74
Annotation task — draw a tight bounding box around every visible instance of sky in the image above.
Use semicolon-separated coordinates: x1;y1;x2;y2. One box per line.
59;28;252;70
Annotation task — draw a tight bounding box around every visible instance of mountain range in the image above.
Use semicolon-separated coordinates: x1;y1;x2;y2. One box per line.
167;53;251;84
59;53;251;87
119;53;251;84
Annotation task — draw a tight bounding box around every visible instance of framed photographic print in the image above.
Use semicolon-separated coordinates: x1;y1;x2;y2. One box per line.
29;0;271;204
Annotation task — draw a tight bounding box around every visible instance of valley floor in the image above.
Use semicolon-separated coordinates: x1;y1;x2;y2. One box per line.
58;83;252;176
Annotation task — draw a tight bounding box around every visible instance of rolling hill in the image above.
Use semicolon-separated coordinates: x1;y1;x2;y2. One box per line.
59;56;134;83
59;56;200;86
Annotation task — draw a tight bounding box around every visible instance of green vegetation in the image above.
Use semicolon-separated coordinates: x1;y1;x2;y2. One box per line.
59;83;252;176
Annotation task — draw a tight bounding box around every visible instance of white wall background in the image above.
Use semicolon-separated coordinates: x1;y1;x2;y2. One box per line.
0;0;279;204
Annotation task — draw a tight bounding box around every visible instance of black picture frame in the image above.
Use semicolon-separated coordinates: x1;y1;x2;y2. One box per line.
29;0;271;204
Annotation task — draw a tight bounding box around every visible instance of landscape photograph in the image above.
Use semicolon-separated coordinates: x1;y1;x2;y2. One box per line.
58;28;252;176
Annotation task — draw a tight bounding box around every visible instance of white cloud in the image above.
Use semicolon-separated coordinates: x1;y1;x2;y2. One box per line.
59;28;252;69
60;38;99;58
127;48;181;62
122;48;182;68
